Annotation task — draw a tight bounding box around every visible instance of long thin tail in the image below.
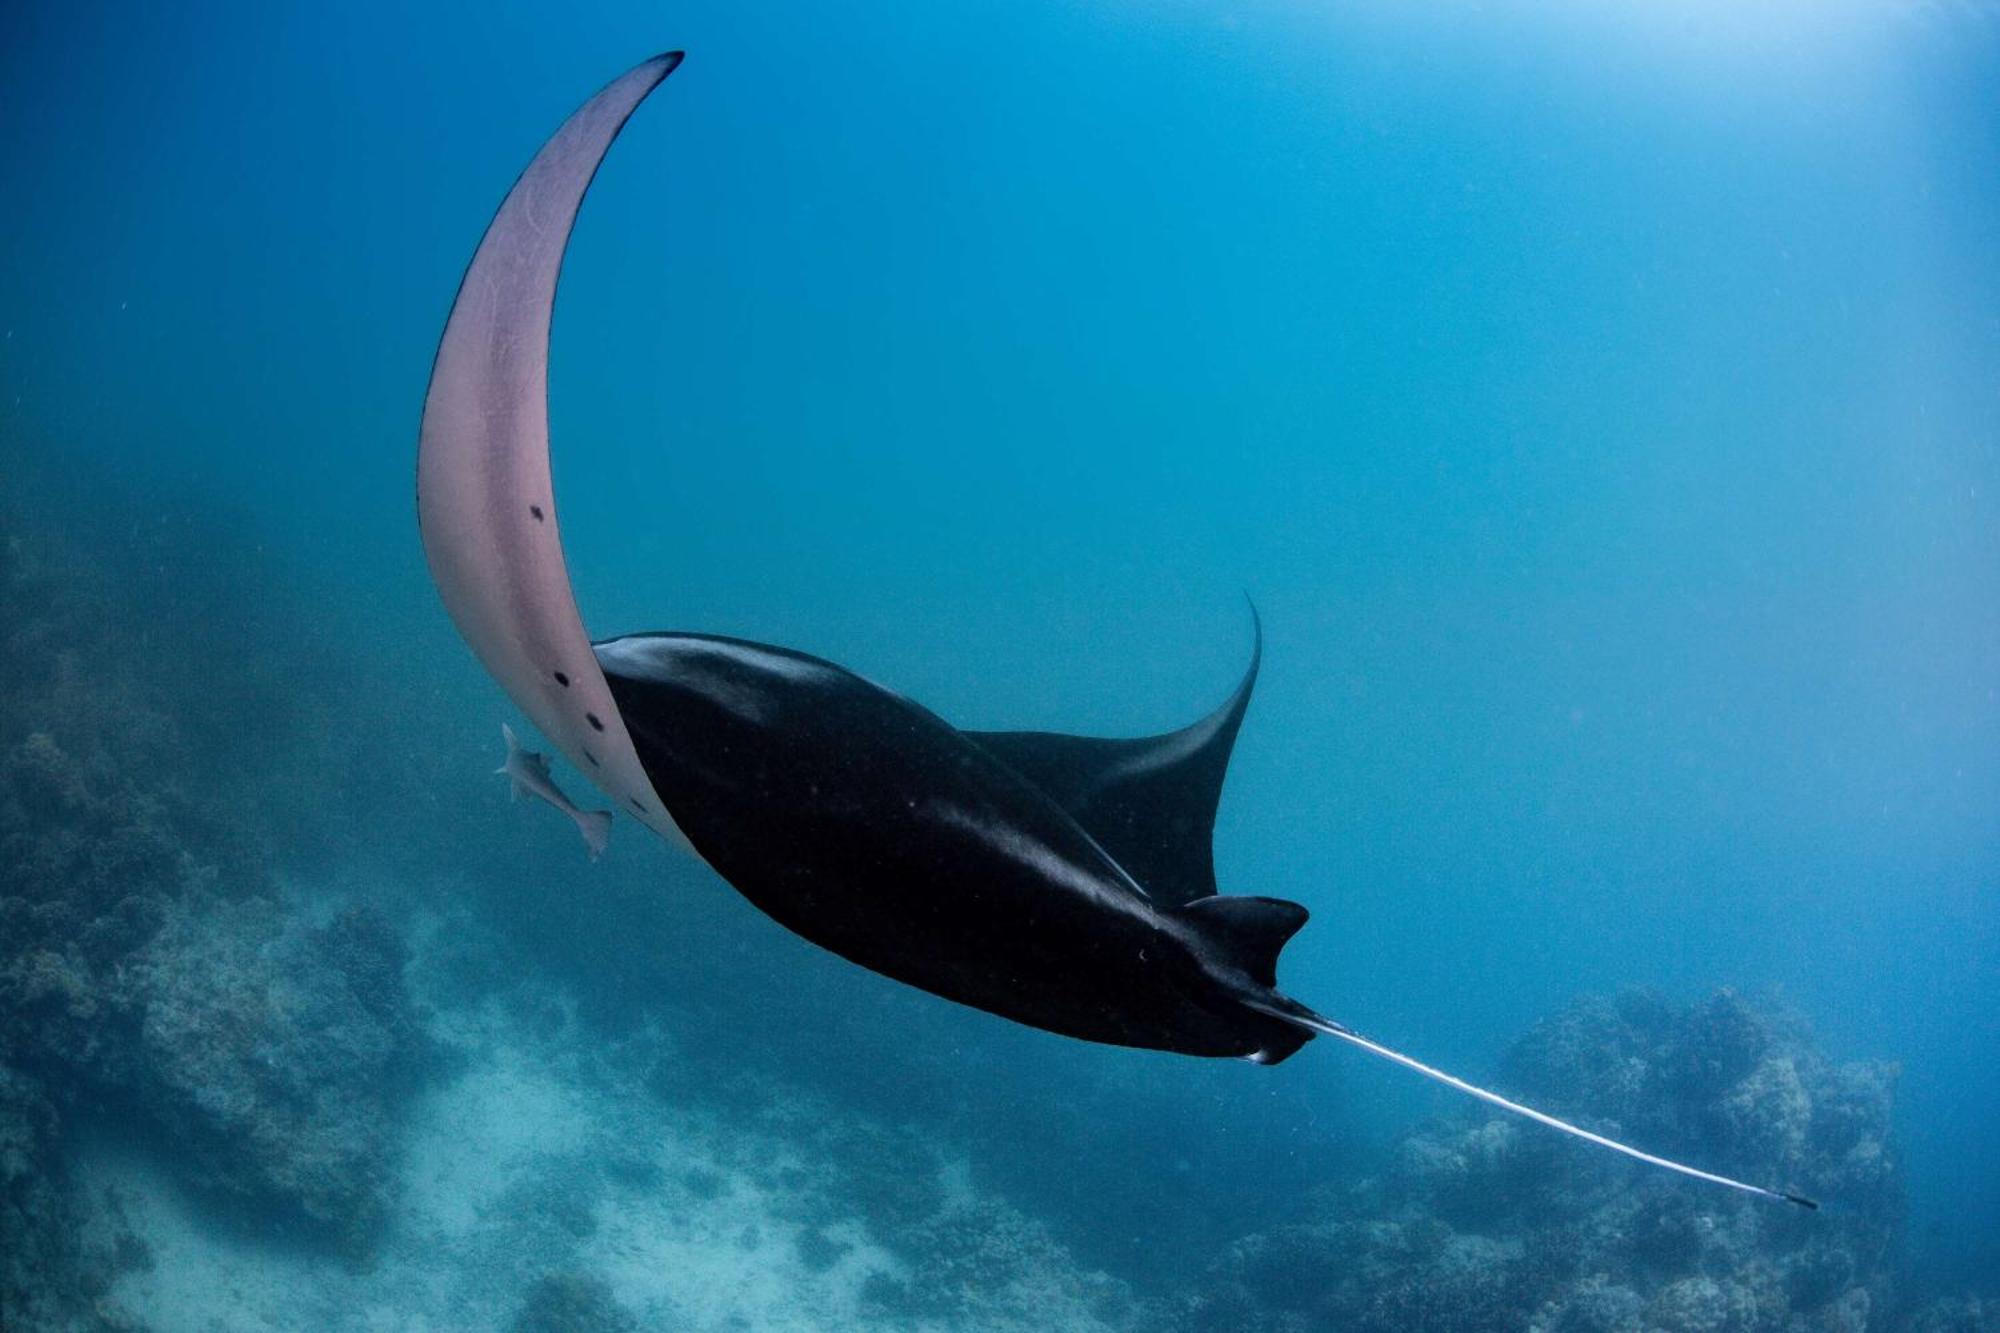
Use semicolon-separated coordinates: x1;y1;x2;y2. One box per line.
1258;1001;1818;1210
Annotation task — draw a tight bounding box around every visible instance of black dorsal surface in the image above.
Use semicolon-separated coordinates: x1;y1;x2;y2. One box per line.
964;611;1260;907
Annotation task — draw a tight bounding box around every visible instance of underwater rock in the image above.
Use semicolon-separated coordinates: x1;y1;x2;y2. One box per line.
0;1063;90;1330
0;1061;156;1331
1906;1297;2000;1333
685;1071;1149;1331
2;489;273;1089
134;899;432;1250
2;492;431;1270
857;1193;1142;1329
510;1271;640;1333
1179;988;1906;1333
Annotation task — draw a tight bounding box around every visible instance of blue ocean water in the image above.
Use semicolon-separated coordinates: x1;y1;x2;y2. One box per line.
2;2;1995;1326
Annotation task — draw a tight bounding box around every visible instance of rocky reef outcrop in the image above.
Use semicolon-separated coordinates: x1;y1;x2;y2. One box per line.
1179;988;1904;1333
1;479;432;1325
679;1069;1151;1331
510;1271;641;1333
132;899;431;1249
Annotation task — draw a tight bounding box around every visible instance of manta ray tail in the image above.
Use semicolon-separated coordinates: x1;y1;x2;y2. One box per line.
1255;999;1818;1210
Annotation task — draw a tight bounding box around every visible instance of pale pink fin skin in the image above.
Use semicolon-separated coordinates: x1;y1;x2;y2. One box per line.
418;54;692;851
574;808;614;861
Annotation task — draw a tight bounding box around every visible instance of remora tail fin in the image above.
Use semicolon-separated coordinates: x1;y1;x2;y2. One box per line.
1254;999;1819;1210
573;808;612;861
499;721;612;860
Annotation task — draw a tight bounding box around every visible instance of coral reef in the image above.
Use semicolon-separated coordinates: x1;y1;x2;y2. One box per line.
1179;988;1904;1333
1905;1299;2000;1333
133;899;431;1249
1;477;432;1330
855;1190;1145;1330
617;1028;1153;1332
0;1064;93;1329
511;1271;640;1333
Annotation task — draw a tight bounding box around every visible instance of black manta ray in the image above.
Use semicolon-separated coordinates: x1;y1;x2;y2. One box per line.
416;53;1816;1210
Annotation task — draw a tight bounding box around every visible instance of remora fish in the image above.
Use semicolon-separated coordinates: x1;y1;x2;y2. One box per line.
497;723;611;860
416;53;1817;1210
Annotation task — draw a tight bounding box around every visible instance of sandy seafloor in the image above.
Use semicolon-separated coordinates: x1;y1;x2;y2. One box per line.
33;889;1148;1333
76;922;982;1333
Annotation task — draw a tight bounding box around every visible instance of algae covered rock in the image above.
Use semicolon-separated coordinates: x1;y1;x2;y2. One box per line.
0;1064;88;1330
2;486;432;1267
135;899;432;1249
1907;1297;2000;1333
510;1271;640;1333
1;483;276;1094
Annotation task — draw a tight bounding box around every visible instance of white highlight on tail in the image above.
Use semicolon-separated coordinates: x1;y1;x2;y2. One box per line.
1264;1004;1818;1210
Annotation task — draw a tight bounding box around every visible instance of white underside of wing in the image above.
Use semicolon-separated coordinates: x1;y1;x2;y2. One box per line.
417;54;693;852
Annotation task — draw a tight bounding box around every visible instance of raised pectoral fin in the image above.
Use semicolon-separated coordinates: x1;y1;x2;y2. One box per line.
965;608;1261;907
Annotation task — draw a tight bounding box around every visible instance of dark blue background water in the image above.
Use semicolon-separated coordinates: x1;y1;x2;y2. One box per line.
4;0;1995;1293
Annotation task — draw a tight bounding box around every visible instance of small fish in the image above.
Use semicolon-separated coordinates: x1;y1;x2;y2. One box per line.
497;723;611;860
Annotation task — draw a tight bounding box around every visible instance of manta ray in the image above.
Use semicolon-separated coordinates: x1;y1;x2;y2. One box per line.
416;53;1816;1210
